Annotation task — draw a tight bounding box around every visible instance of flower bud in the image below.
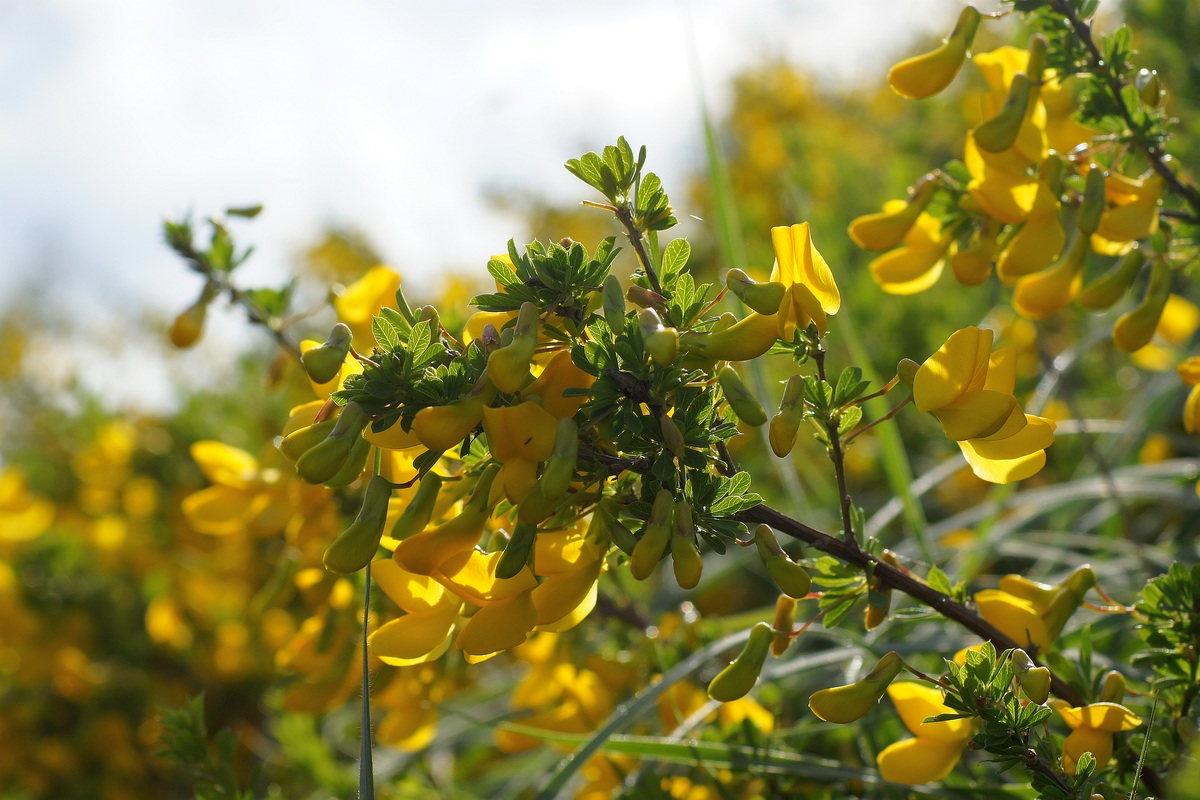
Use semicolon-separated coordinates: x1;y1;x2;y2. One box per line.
670;500;703;590
1136;68;1163;108
808;652;905;723
678;312;778;363
707;622;774;702
725;268;786;315
487;301;539;392
887;5;982;99
295;402;369;484
538;418;579;500
301;323;353;384
389;472;443;542
769;375;805;457
393;464;499;575
278;418;337;462
169;300;207;348
412;388;491;452
974;73;1034;154
496;522;538;579
1113;258;1173;352
639;308;678;367
603;505;639;555
602;273;626;332
626;285;668;312
630;489;674;581
660;413;687;460
322;434;372;488
896;358;920;389
1013;234;1088;320
1011;649;1051;704
1078;248;1145;310
848;177;939;252
718;366;767;426
711;312;738;333
754;524;811;598
323;475;392;574
950;217;1001;286
771;595;798;657
1077;165;1107;237
1042;565;1097;639
1099;670;1126;703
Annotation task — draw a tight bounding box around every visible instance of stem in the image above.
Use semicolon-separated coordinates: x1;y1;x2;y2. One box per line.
814;347;858;547
843;394;912;445
614;205;667;301
359;561;374;800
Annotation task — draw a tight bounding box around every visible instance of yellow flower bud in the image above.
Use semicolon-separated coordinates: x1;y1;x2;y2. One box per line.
725;268;787;315
630;490;674;581
393;464;499;575
708;622;774;702
1099;670;1126;703
412;390;490;452
808;651;905;723
888;6;982;99
389;473;443;542
718;366;767;427
678;311;779;364
1077;248;1145;311
639;308;678;367
771;595;798;657
769;375;805;457
322;434;372;489
488;301;539;393
168;300;207;348
1013;235;1087;320
754;524;811;598
278;418;337;462
849;178;940;252
974;73;1034;153
660;413;687;460
1077;165;1107;237
1011;649;1051;704
323;475;392;574
602;273;626;332
538;418;579;500
301;323;353;384
1113;259;1173;352
670;500;703;590
295;402;368;485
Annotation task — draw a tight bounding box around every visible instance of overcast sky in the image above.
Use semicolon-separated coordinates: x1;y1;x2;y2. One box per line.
0;0;958;409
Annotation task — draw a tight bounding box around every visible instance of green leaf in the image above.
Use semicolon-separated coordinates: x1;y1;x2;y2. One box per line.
372;314;401;351
660;238;691;281
225;204;263;219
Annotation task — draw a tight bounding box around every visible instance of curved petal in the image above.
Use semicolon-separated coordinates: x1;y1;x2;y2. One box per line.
372;558;452;613
190;441;258;488
878;737;965;784
457;590;539;655
770;223;840;314
974;589;1053;650
965;415;1055;460
914;327;993;413
886;682;973;742
369;605;459;665
181;486;255;535
869;244;946;296
435;549;538;605
1062;727;1114;774
933;390;1018;441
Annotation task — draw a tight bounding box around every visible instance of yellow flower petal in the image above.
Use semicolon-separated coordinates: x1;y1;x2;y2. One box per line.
878;736;965;784
975;589;1053;651
482;402;558;463
369;605;458;666
190;441;259;488
965;415;1055;460
371;559;452;613
435;550;538;605
997;213;1066;284
933;390;1019;441
914;327;993;413
457;590;539;655
769;223;840;314
887;683;974;743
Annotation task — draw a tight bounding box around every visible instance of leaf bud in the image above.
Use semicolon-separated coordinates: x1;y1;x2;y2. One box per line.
602;273;626;332
725;268;786;315
974;73;1033;154
323;475;393;574
670;500;703;590
771;595;797;657
707;622;774;702
1078;248;1145;310
630;489;674;581
301;323;353;384
389;472;443;542
1113;259;1172;352
718;366;767;426
808;652;905;723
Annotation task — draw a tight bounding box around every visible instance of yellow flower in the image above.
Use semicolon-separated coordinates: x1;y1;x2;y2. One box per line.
181;441;301;537
1053;700;1141;773
332;265;402;351
974;589;1053;652
0;469;55;542
877;683;975;784
913;327;1020;441
887;6;981;100
770;222;840;338
481;401;558;503
868;211;952;295
958;414;1056;484
1091;173;1163;256
369;558;462;666
1179;357;1200;434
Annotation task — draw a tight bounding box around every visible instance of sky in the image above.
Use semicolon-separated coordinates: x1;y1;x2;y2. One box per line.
0;0;959;409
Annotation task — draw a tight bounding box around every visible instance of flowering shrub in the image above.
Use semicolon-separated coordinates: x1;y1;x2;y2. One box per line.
4;1;1200;798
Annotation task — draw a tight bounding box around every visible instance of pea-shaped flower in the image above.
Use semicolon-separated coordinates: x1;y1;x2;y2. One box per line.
877;683;976;784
